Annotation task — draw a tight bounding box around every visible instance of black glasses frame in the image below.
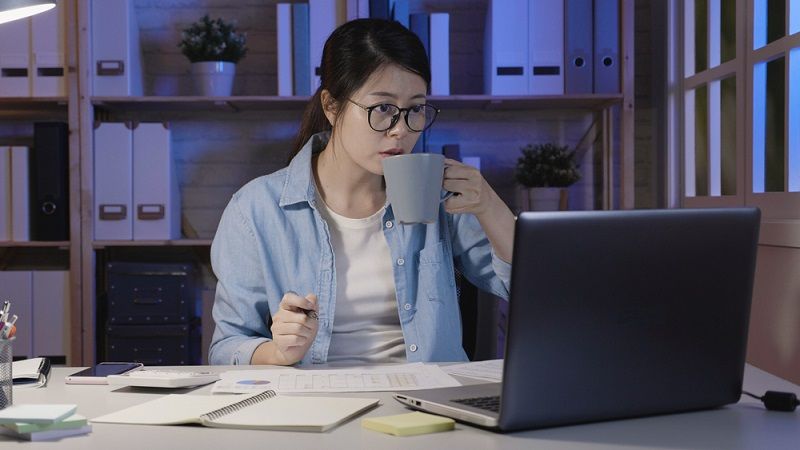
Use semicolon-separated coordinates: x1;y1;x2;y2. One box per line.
348;99;441;133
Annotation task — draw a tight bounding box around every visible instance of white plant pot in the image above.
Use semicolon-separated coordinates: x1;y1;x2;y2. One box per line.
191;61;236;96
519;187;567;212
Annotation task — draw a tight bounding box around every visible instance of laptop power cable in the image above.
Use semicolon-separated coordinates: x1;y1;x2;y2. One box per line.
742;390;799;412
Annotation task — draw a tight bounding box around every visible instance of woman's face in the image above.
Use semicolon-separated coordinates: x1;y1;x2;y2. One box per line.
330;64;427;176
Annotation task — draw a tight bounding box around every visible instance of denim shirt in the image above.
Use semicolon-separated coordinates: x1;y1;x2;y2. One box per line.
208;132;512;365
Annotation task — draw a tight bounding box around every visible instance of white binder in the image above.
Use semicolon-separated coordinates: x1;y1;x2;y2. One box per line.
0;18;31;97
276;3;293;96
357;0;370;18
565;0;594;94
0;147;10;241
429;13;450;95
484;0;528;95
10;146;29;241
0;271;33;359
392;0;410;27
310;0;338;94
133;123;179;240
528;0;564;95
92;0;143;96
346;0;359;20
94;123;133;240
31;3;67;97
32;270;69;359
594;0;620;93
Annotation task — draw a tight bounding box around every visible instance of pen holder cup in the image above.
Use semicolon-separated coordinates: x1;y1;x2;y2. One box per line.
0;338;12;409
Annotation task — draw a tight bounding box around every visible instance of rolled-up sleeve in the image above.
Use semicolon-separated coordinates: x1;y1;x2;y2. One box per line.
208;195;272;365
449;213;511;300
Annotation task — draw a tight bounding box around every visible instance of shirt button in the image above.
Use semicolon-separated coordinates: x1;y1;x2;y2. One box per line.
403;303;412;311
409;344;418;352
385;220;393;229
397;258;405;266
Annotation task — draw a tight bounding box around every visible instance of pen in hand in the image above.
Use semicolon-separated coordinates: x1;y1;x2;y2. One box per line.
285;291;318;320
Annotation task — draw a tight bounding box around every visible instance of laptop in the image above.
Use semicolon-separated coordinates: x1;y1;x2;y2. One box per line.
394;208;761;432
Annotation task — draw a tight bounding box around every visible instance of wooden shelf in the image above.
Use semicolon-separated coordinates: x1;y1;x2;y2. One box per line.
93;239;212;249
92;96;310;113
0;97;69;120
431;94;623;111
0;241;70;249
92;94;623;115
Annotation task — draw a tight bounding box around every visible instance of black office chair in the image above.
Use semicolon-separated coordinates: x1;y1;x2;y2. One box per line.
456;269;500;361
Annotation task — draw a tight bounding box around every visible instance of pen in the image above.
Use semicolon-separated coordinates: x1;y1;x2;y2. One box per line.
2;315;17;339
285;291;318;320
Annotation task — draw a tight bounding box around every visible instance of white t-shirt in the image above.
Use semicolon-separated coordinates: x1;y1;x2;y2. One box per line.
316;195;406;363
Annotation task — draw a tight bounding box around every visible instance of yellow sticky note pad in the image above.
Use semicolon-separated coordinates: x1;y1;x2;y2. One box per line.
362;411;455;437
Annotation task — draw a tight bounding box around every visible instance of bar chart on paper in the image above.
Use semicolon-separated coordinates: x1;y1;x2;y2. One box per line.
211;363;460;394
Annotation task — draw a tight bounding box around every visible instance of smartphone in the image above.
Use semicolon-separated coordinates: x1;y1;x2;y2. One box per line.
65;362;143;385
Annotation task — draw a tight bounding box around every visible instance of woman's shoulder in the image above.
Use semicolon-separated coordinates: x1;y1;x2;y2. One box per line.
229;166;290;210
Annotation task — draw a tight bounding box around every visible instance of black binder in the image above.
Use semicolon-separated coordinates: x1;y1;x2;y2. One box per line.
30;122;69;241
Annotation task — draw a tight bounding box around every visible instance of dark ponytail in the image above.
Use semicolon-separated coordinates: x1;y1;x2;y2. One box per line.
289;19;431;160
291;88;330;159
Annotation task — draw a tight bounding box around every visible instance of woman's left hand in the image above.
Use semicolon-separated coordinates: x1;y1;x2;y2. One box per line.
441;158;494;216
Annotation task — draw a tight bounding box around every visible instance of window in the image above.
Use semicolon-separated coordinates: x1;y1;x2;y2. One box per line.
674;0;800;216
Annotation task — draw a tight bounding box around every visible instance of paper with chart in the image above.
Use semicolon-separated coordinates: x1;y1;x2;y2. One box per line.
442;359;503;382
211;363;461;394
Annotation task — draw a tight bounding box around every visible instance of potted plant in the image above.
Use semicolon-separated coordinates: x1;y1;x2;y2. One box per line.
179;15;248;96
514;143;580;211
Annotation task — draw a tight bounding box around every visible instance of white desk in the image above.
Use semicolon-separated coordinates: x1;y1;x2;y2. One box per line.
7;364;800;449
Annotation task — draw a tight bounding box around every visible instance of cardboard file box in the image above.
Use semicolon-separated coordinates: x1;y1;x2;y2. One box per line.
0;19;30;97
92;0;143;96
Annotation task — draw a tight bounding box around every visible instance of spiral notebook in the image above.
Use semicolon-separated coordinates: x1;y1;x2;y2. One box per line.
90;391;379;432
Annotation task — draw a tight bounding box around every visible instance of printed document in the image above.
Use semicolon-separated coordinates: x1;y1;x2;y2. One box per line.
211;363;460;394
441;359;503;382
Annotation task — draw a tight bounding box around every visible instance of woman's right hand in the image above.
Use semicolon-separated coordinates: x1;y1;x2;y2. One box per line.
269;291;319;365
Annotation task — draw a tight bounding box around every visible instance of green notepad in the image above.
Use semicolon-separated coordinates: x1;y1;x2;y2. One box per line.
362;412;455;436
0;404;77;424
1;414;87;434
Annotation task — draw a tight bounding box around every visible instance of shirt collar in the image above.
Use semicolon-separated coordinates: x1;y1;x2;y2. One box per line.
279;131;330;208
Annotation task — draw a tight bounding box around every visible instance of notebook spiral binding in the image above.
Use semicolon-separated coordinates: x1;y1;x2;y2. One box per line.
200;390;277;422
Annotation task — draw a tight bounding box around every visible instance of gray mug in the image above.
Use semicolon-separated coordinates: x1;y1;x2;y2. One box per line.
382;153;452;224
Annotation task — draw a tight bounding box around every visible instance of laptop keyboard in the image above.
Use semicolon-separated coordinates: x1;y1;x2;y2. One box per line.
452;395;501;413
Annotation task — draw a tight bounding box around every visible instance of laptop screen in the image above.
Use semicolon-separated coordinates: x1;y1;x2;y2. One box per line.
499;208;760;431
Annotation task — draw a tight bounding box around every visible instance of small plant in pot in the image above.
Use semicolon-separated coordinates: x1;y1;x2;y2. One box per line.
179;15;248;96
514;143;580;211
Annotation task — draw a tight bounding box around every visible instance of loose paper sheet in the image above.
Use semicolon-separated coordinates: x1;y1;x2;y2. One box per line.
441;359;503;382
212;363;460;394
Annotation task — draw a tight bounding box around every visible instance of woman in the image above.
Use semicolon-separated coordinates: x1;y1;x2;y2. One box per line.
209;19;515;366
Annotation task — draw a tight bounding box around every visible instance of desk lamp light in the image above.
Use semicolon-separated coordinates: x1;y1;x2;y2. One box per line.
0;0;55;25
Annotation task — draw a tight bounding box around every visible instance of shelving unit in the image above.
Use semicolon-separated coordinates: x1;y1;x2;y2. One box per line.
0;241;71;248
2;0;636;365
0;97;68;114
0;2;81;363
92;239;213;249
91;94;623;114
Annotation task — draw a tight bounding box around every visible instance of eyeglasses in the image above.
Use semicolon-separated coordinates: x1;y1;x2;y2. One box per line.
348;99;440;133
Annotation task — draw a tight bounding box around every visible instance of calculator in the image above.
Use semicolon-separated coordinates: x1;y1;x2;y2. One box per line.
106;370;220;388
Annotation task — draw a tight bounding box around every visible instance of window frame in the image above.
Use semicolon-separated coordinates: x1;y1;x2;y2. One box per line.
670;0;800;221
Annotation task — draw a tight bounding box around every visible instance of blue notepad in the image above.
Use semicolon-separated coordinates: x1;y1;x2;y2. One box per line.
0;404;77;424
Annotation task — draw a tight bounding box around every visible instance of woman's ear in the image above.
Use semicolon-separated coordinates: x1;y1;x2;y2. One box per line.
320;90;339;127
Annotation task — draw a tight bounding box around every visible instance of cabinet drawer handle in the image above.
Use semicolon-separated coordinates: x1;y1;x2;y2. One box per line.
99;204;127;220
137;204;165;220
97;60;124;76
